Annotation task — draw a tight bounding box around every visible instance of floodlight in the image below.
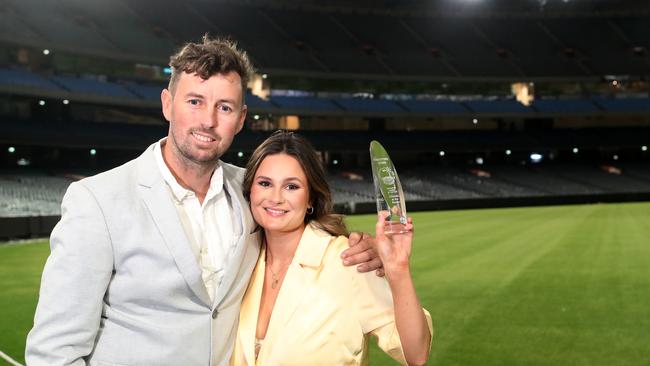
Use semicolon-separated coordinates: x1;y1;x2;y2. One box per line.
8;147;15;153
38;100;45;106
475;157;484;165
642;145;648;152
237;151;244;158
439;150;445;157
530;153;543;163
505;149;512;155
63;99;70;105
572;147;579;154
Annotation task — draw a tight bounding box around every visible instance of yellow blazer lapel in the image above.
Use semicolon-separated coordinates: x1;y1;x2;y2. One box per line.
260;224;332;360
239;247;266;366
260;259;309;357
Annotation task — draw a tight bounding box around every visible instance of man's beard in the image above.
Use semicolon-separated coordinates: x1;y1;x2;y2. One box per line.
171;128;224;166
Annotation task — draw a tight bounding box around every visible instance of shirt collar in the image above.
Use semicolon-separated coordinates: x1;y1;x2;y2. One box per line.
154;138;224;203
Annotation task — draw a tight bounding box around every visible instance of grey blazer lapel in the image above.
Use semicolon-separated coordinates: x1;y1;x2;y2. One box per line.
214;163;260;308
136;145;211;306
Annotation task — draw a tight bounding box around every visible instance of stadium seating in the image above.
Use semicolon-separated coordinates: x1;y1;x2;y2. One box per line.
1;162;649;217
125;82;165;101
50;75;136;98
592;97;650;113
0;68;63;91
7;69;650;118
532;99;600;114
399;99;468;114
328;162;650;205
270;96;341;112
1;0;650;222
464;99;532;114
0;174;72;217
330;97;405;113
245;93;278;111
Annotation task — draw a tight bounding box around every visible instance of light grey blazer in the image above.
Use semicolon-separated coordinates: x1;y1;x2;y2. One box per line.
25;143;261;366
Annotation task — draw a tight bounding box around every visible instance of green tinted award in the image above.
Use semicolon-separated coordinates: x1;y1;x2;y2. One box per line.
369;140;408;234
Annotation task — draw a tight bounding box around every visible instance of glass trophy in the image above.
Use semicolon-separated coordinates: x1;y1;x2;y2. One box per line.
369;140;408;234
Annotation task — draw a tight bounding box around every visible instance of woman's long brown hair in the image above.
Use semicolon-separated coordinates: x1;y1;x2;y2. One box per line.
243;130;348;237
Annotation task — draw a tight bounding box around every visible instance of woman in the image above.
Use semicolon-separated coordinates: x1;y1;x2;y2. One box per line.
231;131;432;365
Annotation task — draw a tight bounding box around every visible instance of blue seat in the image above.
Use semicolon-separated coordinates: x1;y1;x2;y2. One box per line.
125;82;164;101
465;100;532;114
0;68;62;91
245;93;276;110
270;96;341;112
532;99;599;113
593;97;650;113
332;98;403;113
400;99;468;113
51;76;135;98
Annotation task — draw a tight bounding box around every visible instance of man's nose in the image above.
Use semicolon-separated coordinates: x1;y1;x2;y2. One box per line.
201;107;219;128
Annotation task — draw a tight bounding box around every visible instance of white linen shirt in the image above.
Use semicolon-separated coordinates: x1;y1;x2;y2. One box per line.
154;139;239;302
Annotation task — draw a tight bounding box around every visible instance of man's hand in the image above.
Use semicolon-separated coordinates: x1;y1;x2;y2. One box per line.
341;232;385;276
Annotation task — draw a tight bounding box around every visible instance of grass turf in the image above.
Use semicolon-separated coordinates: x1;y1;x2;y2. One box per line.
1;202;649;365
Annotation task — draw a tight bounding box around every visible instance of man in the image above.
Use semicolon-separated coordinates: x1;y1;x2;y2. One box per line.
26;36;381;366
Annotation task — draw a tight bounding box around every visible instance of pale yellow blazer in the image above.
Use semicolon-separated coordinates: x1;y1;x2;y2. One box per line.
230;224;433;365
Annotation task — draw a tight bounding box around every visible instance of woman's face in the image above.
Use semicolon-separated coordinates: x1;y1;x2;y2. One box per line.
250;153;311;235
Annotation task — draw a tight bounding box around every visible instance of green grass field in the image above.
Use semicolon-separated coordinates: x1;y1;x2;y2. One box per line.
1;202;649;365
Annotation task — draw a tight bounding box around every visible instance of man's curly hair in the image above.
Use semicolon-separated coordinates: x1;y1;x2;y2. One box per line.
167;34;255;95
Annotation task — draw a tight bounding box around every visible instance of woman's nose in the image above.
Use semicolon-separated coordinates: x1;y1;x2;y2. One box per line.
271;188;284;203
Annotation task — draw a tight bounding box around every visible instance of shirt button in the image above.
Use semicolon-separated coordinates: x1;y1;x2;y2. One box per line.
212;309;218;319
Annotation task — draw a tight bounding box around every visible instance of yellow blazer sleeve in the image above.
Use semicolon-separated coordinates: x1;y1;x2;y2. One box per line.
348;249;433;365
369;308;433;365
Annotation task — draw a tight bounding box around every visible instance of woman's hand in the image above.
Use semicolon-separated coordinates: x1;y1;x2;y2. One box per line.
375;211;413;276
376;211;431;365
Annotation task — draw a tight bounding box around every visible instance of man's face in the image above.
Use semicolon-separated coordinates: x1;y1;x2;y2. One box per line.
161;71;247;167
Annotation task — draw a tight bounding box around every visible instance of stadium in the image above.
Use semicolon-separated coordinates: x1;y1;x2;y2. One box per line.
1;0;649;364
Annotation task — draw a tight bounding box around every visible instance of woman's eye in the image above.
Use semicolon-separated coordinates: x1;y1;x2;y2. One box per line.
257;180;270;187
286;183;300;190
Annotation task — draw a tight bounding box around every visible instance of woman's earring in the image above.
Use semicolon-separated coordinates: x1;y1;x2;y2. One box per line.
306;206;314;215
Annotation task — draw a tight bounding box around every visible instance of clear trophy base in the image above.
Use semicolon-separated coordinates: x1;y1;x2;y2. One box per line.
383;221;409;235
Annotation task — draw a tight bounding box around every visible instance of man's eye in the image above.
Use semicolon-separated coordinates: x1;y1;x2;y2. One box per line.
218;105;232;113
188;99;200;106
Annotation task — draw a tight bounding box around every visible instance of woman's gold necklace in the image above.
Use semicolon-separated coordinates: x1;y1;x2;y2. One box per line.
266;255;290;289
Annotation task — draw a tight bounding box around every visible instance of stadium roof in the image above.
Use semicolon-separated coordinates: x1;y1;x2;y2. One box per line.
0;0;649;82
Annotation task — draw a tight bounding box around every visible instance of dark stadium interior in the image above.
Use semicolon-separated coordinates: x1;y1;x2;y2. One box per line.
1;0;649;232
